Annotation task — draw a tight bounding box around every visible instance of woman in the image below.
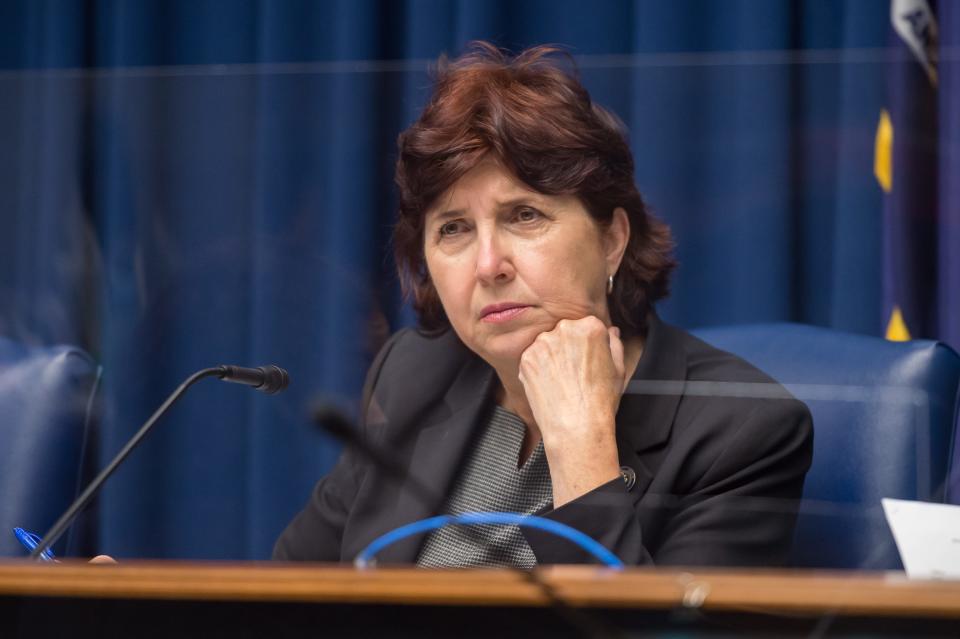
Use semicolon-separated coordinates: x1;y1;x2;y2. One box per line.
274;43;812;567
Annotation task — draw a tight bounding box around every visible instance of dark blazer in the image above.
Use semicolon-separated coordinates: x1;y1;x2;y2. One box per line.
274;312;814;566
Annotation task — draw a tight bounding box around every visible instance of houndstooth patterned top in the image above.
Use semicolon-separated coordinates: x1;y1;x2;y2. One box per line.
416;405;554;568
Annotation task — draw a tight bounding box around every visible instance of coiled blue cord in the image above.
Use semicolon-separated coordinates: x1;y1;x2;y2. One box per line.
353;512;624;569
13;528;55;561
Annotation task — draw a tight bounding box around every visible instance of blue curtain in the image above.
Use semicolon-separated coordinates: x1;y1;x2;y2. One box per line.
0;1;930;559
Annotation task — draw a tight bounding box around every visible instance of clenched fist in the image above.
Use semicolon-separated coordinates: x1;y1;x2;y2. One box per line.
518;316;629;506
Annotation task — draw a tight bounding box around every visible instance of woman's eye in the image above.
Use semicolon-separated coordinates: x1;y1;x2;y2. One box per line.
438;221;466;237
515;207;543;223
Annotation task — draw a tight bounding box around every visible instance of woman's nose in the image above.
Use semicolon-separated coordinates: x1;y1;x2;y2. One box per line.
475;232;515;285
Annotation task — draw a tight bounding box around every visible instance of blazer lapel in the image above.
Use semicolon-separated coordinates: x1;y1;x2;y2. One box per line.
616;312;687;496
375;354;496;564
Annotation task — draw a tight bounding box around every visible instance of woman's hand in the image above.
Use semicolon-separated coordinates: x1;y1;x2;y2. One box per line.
518;316;626;506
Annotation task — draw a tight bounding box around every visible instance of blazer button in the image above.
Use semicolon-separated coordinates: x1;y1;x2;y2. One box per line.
620;465;637;491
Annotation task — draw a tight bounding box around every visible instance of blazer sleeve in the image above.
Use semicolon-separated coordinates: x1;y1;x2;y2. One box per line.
272;330;406;561
522;399;813;567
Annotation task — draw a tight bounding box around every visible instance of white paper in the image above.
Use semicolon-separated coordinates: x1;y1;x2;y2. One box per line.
882;498;960;580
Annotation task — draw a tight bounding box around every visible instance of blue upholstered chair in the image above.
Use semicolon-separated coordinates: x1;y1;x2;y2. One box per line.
691;323;960;570
0;337;101;558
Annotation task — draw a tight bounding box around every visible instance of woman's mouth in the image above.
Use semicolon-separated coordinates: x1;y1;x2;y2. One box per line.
480;304;530;323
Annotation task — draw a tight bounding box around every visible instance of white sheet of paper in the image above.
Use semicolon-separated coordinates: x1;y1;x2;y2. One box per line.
882;498;960;580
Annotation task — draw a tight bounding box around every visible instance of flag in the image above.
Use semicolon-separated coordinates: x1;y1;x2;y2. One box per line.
880;1;960;504
940;2;960;504
879;0;940;344
939;3;960;353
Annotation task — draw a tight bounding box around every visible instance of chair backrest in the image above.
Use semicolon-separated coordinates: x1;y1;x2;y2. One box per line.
691;323;960;570
0;337;101;558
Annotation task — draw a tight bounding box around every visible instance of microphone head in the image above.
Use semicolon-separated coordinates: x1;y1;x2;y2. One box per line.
312;405;357;441
257;365;290;394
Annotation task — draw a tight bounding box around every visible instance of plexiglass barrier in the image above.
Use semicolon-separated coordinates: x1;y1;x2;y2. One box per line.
0;49;956;566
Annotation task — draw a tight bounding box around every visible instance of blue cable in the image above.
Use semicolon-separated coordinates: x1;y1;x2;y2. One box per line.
13;527;55;561
353;512;624;569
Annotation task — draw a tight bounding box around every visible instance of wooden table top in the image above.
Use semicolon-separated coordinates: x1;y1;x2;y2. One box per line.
1;562;958;618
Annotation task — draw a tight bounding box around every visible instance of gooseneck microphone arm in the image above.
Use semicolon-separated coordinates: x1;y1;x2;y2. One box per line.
30;364;289;560
313;407;439;507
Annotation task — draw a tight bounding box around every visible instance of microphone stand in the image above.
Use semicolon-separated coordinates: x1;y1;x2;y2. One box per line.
31;368;224;559
31;364;290;561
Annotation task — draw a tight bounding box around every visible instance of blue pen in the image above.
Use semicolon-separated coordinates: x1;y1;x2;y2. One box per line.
13;528;55;561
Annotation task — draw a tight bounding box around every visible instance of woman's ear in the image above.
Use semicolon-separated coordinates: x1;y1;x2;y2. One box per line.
604;207;631;274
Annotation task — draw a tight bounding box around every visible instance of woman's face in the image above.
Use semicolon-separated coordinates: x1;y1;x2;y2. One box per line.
423;159;629;370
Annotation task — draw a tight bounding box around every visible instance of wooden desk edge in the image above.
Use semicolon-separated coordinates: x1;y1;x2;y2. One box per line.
0;562;958;619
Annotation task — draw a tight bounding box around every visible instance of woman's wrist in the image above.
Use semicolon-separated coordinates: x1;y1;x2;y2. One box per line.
549;462;622;507
542;422;621;507
539;412;618;457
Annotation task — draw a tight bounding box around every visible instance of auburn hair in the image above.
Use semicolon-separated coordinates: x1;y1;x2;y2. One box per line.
394;42;676;338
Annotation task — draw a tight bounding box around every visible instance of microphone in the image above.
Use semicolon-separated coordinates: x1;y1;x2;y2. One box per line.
218;365;289;394
29;364;290;560
313;406;437;507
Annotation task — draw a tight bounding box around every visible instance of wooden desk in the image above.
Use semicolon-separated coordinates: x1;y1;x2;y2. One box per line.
1;562;958;637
